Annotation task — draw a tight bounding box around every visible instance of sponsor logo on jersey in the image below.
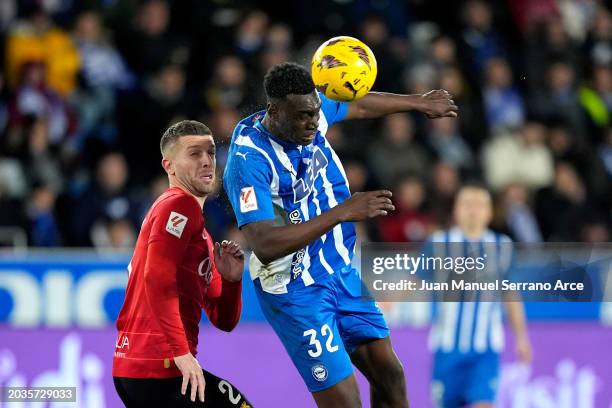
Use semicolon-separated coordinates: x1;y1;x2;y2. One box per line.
198;257;213;286
312;364;328;382
293;147;328;203
240;186;258;212
166;211;188;238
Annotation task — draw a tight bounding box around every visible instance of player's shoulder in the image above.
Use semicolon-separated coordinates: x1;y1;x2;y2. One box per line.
151;188;201;217
484;229;513;244
227;111;275;167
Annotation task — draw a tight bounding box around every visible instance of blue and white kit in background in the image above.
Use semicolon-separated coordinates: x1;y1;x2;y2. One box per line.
224;92;389;392
428;228;513;407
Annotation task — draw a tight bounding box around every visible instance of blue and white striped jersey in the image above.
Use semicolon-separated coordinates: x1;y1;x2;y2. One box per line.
223;92;354;294
428;227;513;354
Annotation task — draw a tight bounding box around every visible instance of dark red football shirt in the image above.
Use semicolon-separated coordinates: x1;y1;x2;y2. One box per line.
112;187;242;378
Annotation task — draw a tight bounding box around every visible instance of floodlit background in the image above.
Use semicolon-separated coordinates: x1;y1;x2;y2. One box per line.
0;0;611;406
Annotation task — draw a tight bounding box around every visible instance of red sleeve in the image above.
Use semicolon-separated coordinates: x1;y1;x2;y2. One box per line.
143;194;200;356
203;262;242;332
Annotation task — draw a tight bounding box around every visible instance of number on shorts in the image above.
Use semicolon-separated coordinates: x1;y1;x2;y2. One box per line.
303;324;338;358
218;380;242;404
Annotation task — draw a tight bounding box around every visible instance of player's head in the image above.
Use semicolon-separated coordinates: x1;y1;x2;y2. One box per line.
160;120;216;197
264;62;321;145
453;182;493;235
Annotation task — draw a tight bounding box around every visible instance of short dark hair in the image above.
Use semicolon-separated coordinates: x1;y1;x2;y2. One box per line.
160;120;211;155
263;62;315;100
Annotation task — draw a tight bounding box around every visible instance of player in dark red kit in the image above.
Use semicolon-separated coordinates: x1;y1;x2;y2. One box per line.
113;120;253;407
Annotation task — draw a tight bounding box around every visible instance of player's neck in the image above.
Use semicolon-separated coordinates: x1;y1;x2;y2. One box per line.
261;114;290;144
459;226;486;240
169;181;206;209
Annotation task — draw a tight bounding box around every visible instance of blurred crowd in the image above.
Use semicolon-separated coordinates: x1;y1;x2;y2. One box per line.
0;0;610;249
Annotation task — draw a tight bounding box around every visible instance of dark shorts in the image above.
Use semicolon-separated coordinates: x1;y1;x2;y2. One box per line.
114;369;253;407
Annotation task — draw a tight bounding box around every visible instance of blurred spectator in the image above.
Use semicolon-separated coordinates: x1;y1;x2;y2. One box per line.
71;152;139;246
534;161;590;240
430;35;458;69
8;61;74;145
0;73;8;137
27;183;60;246
599;127;612;178
547;120;609;199
482;121;554;191
496;182;543;243
530;60;586;137
359;14;404;93
204;56;251;111
344;160;369;193
526;15;581;86
482;57;525;132
91;217;137;250
235;10;268;61
438;66;487;149
137;174;168;224
458;0;506;83
579;65;611;132
0;174;27;232
119;64;194;181
426;117;474;170
21;118;64;194
377;175;435;242
584;6;612;69
429;161;460;228
70;10;133;149
209;108;240;170
369;113;430;186
5;7;80;96
116;0;189;77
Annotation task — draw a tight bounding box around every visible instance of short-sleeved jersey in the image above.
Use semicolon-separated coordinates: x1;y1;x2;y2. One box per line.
428;228;513;354
113;187;228;378
223;92;351;293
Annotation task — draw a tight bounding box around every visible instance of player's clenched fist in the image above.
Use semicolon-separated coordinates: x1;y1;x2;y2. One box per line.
174;352;205;402
214;240;245;282
338;190;395;221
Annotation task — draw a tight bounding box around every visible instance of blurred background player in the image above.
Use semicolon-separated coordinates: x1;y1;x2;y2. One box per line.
428;184;532;408
223;62;457;408
112;120;252;407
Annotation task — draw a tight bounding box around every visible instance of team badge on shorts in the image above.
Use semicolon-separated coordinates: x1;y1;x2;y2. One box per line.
311;364;328;382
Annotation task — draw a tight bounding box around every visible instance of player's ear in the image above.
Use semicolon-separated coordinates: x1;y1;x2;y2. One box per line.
161;157;175;176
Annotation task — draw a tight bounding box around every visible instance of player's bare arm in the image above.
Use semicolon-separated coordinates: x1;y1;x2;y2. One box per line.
242;190;394;264
346;89;458;120
504;294;532;363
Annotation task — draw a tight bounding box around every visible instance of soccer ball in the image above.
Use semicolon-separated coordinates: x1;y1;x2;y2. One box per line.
311;36;377;102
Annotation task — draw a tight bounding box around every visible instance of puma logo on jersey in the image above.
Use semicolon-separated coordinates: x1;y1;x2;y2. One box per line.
166;211;188;238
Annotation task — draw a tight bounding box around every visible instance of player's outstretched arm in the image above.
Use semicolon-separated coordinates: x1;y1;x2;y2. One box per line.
345;90;458;120
504;294;532;364
204;241;244;332
243;190;394;264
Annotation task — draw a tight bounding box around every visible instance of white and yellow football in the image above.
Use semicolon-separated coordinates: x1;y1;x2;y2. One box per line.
311;36;377;102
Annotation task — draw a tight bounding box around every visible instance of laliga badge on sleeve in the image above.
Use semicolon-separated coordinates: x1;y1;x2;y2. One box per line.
240;186;258;213
166;211;188;238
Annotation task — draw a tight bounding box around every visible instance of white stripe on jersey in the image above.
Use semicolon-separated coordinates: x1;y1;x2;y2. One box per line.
440;302;460;352
318;109;352;266
458;302;476;353
310;185;335;275
268;138;314;286
473;301;492;352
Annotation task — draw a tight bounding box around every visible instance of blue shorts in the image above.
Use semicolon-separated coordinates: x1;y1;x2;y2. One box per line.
431;351;499;408
254;266;389;392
